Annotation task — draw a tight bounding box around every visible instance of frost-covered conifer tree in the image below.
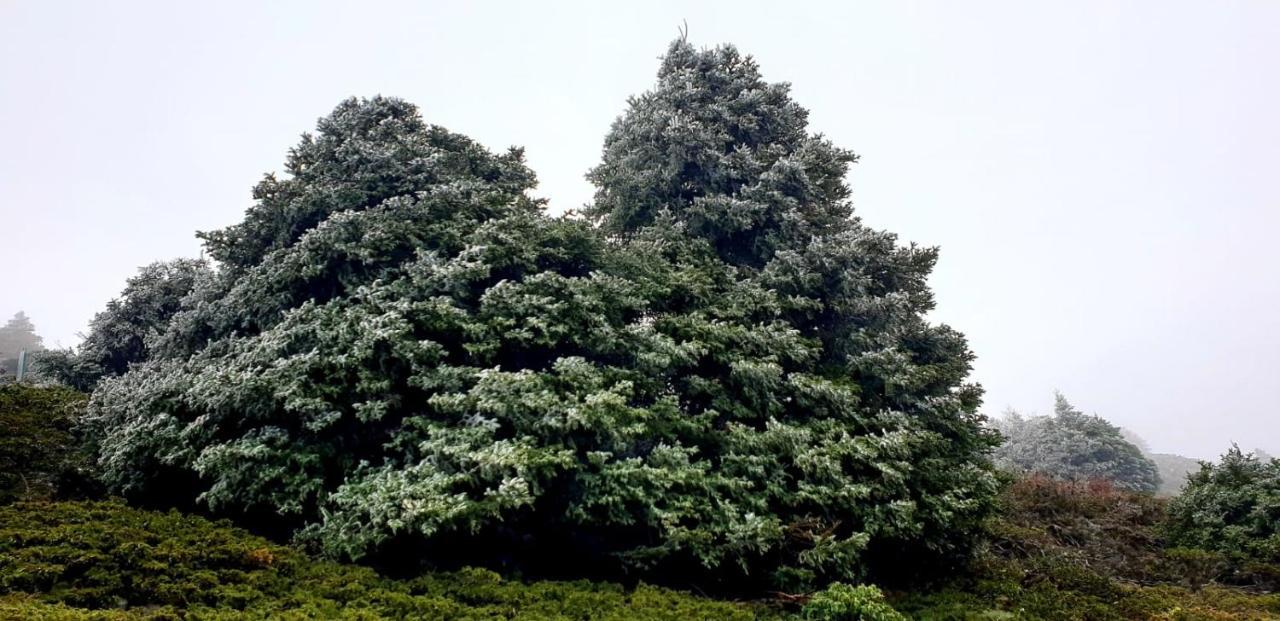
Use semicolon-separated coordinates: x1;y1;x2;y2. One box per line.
83;43;998;592
581;40;1000;587
993;393;1161;493
40;259;210;390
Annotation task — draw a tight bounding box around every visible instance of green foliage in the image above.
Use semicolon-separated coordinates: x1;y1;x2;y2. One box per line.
1;486;1275;620
802;584;905;621
1161;548;1229;592
992;393;1161;493
987;475;1169;580
0;384;90;503
0;500;783;620
77;40;1000;591
1166;446;1280;584
39;259;211;391
585;41;857;268
895;477;1280;620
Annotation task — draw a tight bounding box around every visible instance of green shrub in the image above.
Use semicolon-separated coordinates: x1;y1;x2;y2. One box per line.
1161;548;1228;591
802;583;905;621
991;475;1168;582
1164;446;1280;592
0;500;784;619
0;384;91;503
1166;446;1280;572
895;476;1280;620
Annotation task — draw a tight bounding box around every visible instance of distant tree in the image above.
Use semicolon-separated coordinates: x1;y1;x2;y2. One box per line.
0;312;45;377
1149;452;1202;497
992;393;1161;493
1119;427;1151;454
39;259;210;391
1116;427;1201;497
1166;446;1280;566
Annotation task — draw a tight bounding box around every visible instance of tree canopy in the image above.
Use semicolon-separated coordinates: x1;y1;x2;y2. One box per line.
991;393;1161;493
1166;446;1280;565
77;40;998;592
40;259;211;391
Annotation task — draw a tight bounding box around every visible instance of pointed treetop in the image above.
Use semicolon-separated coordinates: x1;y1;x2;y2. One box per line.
198;96;536;270
1053;391;1083;419
587;39;858;267
0;311;44;356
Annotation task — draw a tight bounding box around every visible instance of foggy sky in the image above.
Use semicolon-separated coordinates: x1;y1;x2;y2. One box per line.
2;1;1276;459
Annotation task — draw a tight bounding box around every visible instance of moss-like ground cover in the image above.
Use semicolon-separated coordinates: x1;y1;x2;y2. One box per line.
0;500;789;620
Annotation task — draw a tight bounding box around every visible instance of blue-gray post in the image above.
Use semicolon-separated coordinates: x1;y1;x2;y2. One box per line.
15;349;27;381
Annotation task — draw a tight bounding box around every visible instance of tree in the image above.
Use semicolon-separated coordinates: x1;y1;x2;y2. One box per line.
40;259;211;391
580;39;999;587
1165;446;1280;566
83;42;998;593
0;312;44;377
1148;452;1202;497
1164;446;1280;589
1117;426;1200;497
1119;427;1150;454
992;393;1161;493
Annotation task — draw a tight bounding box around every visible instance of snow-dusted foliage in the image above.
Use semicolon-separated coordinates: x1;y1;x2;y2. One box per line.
81;41;998;590
1166;446;1280;565
992;393;1161;493
40;259;211;391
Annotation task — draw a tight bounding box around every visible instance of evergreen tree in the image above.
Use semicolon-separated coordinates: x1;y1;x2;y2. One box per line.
581;39;999;586
1166;446;1280;566
992;393;1161;493
40;259;211;391
0;312;44;377
82;43;998;592
1149;452;1201;496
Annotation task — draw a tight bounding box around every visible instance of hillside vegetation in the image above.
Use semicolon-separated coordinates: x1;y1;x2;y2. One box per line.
47;38;1000;592
900;476;1280;620
0;500;797;620
12;35;1280;621
0;383;1276;620
1;482;1278;620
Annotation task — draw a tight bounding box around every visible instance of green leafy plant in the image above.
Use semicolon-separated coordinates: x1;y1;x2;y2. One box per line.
0;500;783;620
0;384;90;503
1160;548;1228;592
1165;446;1280;588
39;259;211;391
802;583;906;621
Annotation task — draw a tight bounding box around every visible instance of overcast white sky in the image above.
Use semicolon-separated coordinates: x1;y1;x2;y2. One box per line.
2;1;1276;459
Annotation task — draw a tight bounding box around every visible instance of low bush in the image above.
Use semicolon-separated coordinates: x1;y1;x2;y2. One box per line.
895;476;1280;620
2;482;1278;619
0;383;93;503
1166;446;1280;589
0;500;786;619
801;583;905;621
989;475;1169;582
